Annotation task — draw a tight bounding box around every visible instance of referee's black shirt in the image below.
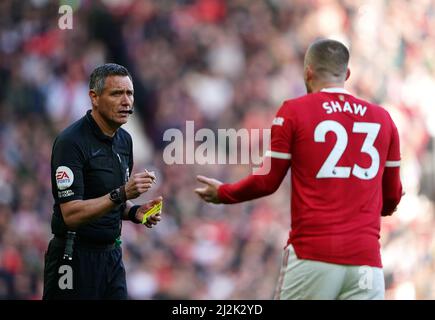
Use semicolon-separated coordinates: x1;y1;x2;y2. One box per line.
50;110;133;244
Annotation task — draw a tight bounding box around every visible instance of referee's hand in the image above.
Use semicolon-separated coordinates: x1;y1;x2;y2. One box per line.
136;196;163;228
125;170;156;199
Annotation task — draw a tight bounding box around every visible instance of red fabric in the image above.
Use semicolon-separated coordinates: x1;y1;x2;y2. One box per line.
23;29;61;56
382;167;402;215
218;156;290;203
2;247;23;274
218;90;403;267
194;0;226;23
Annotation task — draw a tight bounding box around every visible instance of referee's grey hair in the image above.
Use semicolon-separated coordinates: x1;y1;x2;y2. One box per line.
89;63;132;95
304;39;349;81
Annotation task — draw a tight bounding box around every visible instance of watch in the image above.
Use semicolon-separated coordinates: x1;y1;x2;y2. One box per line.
109;186;126;204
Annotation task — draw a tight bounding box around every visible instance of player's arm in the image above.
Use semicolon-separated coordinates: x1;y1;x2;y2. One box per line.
195;156;290;204
222;156;291;203
381;120;403;216
195;103;293;204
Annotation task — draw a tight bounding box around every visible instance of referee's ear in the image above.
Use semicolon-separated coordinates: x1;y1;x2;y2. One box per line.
89;90;99;107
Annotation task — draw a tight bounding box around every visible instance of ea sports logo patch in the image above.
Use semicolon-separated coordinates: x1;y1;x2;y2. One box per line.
56;166;74;190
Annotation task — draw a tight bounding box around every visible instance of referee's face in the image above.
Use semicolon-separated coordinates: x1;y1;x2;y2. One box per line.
93;75;134;128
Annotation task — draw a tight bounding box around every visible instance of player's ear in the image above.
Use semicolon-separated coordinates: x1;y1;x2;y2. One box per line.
305;65;314;82
345;68;351;81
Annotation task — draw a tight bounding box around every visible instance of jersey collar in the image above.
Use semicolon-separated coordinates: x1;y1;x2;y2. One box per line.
86;110;115;143
320;87;351;95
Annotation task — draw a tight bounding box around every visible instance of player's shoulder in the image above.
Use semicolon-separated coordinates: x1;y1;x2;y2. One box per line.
370;101;392;117
282;93;312;107
353;96;395;122
277;93;313;116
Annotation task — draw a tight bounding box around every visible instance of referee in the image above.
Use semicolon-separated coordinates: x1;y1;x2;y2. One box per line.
43;63;162;300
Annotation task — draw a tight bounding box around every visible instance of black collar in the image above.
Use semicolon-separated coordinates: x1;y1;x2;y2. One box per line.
85;110;115;143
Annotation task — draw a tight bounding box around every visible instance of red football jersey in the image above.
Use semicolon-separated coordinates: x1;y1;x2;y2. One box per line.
218;87;402;267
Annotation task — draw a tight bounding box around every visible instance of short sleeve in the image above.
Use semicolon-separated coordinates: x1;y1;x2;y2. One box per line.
51;137;85;203
266;102;293;161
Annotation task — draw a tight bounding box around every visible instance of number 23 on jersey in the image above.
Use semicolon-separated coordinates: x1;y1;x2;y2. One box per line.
314;120;381;180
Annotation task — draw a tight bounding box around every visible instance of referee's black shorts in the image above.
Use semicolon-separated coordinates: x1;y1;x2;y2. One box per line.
42;236;127;300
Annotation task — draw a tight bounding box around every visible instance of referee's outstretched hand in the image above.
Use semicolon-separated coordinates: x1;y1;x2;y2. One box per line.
195;175;223;204
125;169;156;200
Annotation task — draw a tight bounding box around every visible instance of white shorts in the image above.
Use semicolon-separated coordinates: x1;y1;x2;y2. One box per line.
274;244;385;300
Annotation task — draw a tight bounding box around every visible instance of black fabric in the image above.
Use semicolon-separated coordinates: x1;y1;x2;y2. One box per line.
42;237;127;300
50;110;133;243
128;205;141;224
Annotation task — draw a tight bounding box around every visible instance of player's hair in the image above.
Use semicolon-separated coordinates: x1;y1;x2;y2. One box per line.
304;39;349;82
89;63;132;95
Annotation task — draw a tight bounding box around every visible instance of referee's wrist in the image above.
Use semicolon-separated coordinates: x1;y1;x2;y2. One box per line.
109;185;127;205
128;205;141;224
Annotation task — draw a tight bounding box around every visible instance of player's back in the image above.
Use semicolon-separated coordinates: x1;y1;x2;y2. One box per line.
281;88;399;267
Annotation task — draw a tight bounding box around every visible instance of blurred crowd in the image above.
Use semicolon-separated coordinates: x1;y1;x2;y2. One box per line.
1;0;435;299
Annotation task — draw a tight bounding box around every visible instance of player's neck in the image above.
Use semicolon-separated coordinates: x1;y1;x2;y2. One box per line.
310;81;346;93
90;110;117;137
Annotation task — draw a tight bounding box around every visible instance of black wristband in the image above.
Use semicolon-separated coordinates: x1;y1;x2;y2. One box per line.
128;205;141;224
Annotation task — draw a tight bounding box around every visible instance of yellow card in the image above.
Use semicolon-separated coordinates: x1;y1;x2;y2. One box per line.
142;202;162;224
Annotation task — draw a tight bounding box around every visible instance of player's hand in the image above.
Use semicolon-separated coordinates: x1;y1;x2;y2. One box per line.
381;207;397;216
125;169;156;199
136;196;163;228
194;175;223;204
382;191;405;216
